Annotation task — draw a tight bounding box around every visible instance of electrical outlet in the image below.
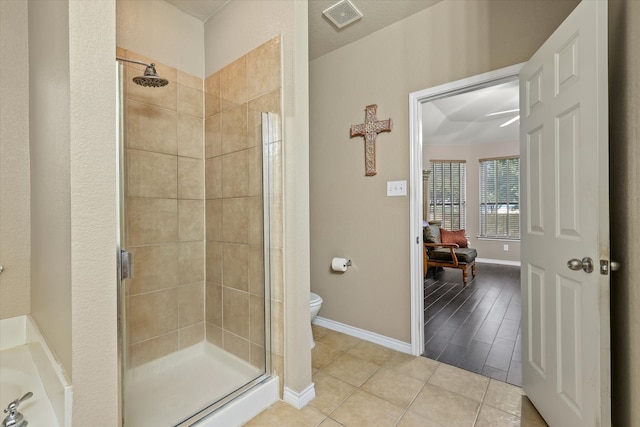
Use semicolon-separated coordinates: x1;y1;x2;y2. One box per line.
503;244;509;251
387;180;407;197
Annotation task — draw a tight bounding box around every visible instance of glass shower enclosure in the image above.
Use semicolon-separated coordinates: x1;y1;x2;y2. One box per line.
116;51;278;426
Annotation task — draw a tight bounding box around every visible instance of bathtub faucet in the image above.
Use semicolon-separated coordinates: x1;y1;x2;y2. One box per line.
2;392;33;427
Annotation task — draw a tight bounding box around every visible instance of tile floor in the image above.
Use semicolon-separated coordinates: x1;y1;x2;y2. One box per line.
243;326;548;427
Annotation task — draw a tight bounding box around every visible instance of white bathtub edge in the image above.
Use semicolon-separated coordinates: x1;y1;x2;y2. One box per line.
24;316;72;427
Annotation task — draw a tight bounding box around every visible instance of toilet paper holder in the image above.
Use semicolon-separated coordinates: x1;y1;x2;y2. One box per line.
345;260;352;266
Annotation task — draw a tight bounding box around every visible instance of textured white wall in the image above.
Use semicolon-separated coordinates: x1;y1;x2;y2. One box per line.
0;0;31;319
69;1;118;424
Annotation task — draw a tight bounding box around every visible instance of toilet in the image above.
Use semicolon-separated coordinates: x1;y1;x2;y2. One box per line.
309;292;323;349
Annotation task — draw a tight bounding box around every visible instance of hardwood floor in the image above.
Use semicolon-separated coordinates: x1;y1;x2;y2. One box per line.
422;263;522;387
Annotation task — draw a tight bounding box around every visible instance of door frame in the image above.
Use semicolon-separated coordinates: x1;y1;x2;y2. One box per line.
408;63;525;356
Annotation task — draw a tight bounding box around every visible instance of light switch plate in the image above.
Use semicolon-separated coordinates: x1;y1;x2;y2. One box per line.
387;180;407;196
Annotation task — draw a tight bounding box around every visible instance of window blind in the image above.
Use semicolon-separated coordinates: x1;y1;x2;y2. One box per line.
428;161;466;230
479;157;520;239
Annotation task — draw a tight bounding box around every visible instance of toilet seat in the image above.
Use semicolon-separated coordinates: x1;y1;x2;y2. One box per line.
310;292;322;307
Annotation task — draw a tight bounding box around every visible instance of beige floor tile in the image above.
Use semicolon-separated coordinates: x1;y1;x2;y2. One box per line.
312;324;331;340
483;379;525;417
322;353;380;387
520;396;548;426
312;340;342;369
428;363;490;402
309;371;357;415
382;352;439;382
316;331;363;352
330;390;405;427
396;410;444;427
346;340;397;365
360;368;425;409
475;405;521;427
242;401;325;427
320;418;345;427
408;383;480;427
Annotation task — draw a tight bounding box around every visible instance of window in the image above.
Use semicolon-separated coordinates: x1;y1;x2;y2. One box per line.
479;157;520;239
428;161;466;230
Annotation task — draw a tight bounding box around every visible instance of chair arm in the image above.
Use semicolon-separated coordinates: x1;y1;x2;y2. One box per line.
423;243;460;267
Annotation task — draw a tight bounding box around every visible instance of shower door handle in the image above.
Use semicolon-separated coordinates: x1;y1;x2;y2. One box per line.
120;250;134;280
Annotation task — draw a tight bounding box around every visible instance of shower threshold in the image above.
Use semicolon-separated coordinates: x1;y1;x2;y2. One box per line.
125;342;262;427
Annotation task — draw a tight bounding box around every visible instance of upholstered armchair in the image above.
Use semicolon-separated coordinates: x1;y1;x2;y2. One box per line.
423;224;477;285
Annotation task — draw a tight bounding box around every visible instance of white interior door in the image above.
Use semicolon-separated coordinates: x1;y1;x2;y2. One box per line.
520;1;610;426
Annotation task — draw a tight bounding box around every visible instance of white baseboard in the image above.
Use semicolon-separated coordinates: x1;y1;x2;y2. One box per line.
313;316;412;354
476;258;521;267
283;382;316;409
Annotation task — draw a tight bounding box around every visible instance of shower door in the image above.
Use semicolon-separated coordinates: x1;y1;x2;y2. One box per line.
116;55;277;426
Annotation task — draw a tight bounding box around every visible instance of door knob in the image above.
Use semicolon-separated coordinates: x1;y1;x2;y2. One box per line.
567;257;594;273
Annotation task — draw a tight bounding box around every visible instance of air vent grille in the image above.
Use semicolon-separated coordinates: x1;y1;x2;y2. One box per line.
323;0;363;29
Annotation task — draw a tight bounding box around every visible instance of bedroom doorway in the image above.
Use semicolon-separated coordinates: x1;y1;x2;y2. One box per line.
408;64;524;387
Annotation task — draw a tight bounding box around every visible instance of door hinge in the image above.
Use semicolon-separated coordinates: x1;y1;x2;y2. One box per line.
120;250;134;280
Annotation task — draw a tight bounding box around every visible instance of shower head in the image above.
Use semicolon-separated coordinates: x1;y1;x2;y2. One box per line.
116;57;169;88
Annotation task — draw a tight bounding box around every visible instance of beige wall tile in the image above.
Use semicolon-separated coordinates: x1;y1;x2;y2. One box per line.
270;195;283;249
267;141;283;196
206;241;223;286
178;84;204;118
128;244;179;295
206;199;222;241
206;282;222;326
250;343;265;371
178;199;204;242
248;90;281;148
205;157;222;199
205;71;220;96
223;330;251;363
250;294;265;344
205;114;222;158
128;288;179;344
272;300;284;356
222;150;249;198
247;146;263;197
129;332;178;368
206;92;222;118
179;282;205;327
128;149;177;198
220;56;247;105
126;100;177;155
271;248;283;301
223;243;249;291
247;36;281;100
223;287;250;338
178;157;204;199
179;241;205;285
179;322;205;349
206;323;222;346
177;113;203;159
126;66;177;111
248;196;264;246
177;70;202;91
248;245;265;297
222;198;249;243
221;104;248;154
127;198;178;246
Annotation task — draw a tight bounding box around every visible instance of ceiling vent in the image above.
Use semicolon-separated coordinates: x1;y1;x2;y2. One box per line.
323;0;363;29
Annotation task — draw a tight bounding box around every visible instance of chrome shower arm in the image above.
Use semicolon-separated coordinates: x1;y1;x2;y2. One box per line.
116;57;152;68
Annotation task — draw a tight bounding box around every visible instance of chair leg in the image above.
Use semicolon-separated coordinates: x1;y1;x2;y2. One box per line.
471;262;477;278
462;267;468;285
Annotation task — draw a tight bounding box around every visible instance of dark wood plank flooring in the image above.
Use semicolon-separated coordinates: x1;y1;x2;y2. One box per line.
422;263;522;387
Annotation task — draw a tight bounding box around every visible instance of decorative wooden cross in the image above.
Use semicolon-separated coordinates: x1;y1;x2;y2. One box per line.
350;104;393;176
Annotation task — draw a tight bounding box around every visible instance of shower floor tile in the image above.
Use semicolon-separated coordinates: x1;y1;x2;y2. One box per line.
125;342;261;427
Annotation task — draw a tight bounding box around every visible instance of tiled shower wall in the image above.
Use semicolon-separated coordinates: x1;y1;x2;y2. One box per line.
204;36;283;374
120;36;283;379
119;48;206;368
